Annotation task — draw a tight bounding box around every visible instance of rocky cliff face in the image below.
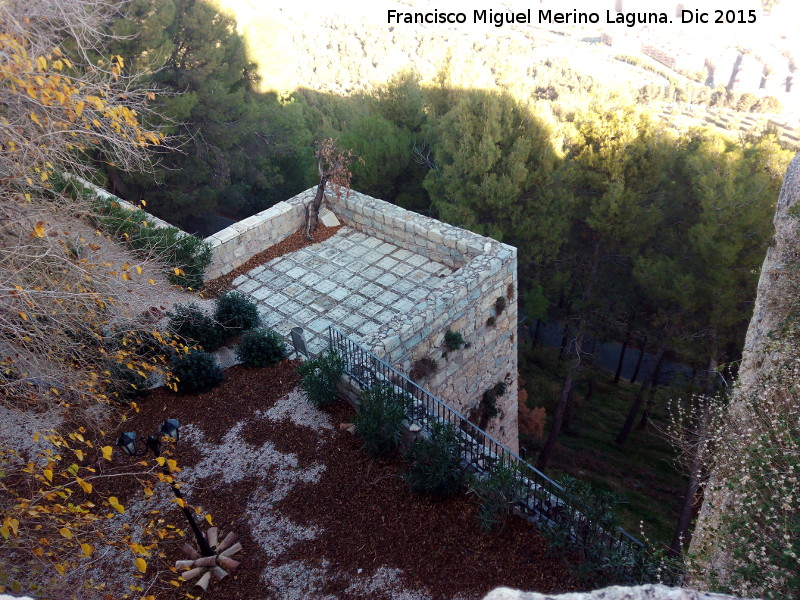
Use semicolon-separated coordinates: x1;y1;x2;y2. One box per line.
687;153;800;589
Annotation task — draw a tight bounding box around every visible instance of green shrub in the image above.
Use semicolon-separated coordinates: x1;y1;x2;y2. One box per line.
131;226;211;289
444;329;465;352
405;422;465;497
171;350;225;394
481;381;507;418
540;475;644;586
468;460;525;532
215;291;260;333
108;362;148;400
296;350;345;407
236;328;287;368
90;197;212;289
355;384;406;457
167;304;227;352
495;295;507;315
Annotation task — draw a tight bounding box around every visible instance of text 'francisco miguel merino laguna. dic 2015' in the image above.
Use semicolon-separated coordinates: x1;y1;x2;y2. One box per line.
387;9;672;28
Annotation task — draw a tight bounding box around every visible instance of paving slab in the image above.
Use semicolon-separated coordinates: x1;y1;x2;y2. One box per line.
232;226;453;355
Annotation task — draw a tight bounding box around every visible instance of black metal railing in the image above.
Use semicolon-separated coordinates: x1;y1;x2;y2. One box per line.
328;326;645;569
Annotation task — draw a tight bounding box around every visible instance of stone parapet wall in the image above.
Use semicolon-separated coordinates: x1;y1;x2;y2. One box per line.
328;191;518;452
333;189;484;269
204;189;312;279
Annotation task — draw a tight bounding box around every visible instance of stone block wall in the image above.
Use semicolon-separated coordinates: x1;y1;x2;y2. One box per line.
333;190;483;269
326;190;519;452
204;189;313;279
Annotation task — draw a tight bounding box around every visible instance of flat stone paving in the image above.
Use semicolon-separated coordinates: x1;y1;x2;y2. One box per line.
231;227;453;356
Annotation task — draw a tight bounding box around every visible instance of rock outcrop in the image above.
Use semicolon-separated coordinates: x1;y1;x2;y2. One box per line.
687;152;800;584
482;584;752;600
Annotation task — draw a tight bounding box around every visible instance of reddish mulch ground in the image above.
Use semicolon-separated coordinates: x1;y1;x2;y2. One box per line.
201;224;343;298
101;363;578;600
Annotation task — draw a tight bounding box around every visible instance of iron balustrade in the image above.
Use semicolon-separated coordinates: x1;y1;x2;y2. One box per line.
328;326;647;577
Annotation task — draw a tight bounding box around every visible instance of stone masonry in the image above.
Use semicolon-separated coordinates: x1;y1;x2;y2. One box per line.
72;181;519;451
219;187;518;450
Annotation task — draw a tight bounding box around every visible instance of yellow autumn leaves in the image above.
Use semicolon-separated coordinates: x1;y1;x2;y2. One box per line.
0;32;164;188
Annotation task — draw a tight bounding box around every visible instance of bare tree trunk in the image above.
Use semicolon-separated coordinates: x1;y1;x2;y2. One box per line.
558;324;571;363
536;369;575;471
538;242;601;468
616;345;665;445
630;337;647;384
669;399;710;556
636;351;666;431
614;329;631;384
304;179;328;240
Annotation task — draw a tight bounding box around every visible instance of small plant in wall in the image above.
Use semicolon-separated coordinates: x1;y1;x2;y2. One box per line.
409;357;438;382
486;295;507;328
482;381;507;419
495;296;507;315
444;329;465;351
442;329;466;358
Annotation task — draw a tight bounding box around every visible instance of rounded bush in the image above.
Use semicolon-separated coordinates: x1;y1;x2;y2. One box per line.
444;329;465;352
296;350;345;408
236;328;287;368
167;303;227;352
405;422;465;497
355;384;406;457
215;291;260;334
170;350;225;394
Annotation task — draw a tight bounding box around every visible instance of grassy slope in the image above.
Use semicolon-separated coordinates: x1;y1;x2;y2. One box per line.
519;342;686;545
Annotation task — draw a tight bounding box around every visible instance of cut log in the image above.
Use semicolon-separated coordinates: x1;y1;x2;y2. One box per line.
212;566;228;581
193;556;217;568
218;556;240;571
195;571;212;591
220;541;242;557
206;526;219;548
181;543;200;559
179;567;204;581
175;560;195;568
216;531;238;553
